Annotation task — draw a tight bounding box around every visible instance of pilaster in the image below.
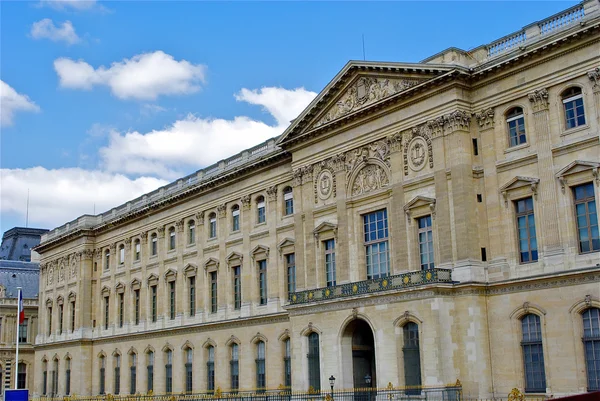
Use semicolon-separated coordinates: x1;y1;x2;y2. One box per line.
388;133;409;273
588;67;600;125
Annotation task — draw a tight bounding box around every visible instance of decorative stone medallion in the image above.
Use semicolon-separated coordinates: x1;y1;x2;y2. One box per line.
316;169;334;200
407;137;427;172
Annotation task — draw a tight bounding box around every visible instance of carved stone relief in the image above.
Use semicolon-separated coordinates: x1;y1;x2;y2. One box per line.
528;88;549;112
589;67;600;91
403;125;433;175
475;108;495;130
315;169;335;201
345;139;390;181
351;164;389;196
266;185;278;201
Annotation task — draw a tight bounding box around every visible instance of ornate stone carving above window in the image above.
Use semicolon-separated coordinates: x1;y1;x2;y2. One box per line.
101;286;111;297
176;219;184;232
349;164;390;196
499;176;540;207
226;252;243;267
241;195;251;210
57;295;64;306
183;263;197;278
403;126;433;175
528;88;549;112
277;238;295;256
251;245;269;261
204;257;220;272
195;212;205;225
217;204;227;218
587;67;599;91
556;160;600;193
68;291;76;302
115;282;126;294
474;108;495;130
130;278;142;291
164;269;177;282
313;222;338;247
147;274;159;287
404;196;436;223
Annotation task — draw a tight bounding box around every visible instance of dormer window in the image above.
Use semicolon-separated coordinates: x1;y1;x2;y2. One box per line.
506;107;526;147
562;87;585;129
257;196;266;224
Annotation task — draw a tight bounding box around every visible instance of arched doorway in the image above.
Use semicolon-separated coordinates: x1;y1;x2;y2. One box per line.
341;319;376;389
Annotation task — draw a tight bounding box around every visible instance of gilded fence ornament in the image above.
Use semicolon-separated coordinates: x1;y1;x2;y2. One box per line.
507;388;524;401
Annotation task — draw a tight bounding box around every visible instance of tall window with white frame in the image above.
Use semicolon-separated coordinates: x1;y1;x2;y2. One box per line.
169;227;176;251
70;300;76;332
151;285;157;322
324;239;336;286
188;220;195;245
169;281;176;320
118;292;124;327
58;302;64;334
417;215;435;270
506;107;526;147
119;244;125;265
403;323;422;394
114;354;121;395
283;187;294;215
573;183;599;253
562;87;586;129
364;209;390;279
232;205;240;232
99;355;106;395
258;260;267;305
207;346;215;393
185;348;193;393
257;196;266;224
146;351;154;393
189;277;196;316
210;272;218;313
233;266;241;310
134;289;140;325
307;332;321;390
134;239;141;262
230;343;239;392
104;296;109;330
165;349;173;393
283;338;291;388
130;353;137;395
151;234;158;256
47;305;52;335
65;358;71;395
286;254;296;298
19;318;28;343
583;307;600;391
256;341;266;392
209;213;217;239
521;314;546;393
104;249;110;270
515;197;538;263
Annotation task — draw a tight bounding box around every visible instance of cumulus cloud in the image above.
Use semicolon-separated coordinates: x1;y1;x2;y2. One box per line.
99;87;317;178
31;19;80;45
0;80;40;127
1;167;167;229
54;51;206;100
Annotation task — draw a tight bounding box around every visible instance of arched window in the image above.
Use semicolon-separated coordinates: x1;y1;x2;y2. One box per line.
403;322;421;392
51;358;58;396
134;239;141;261
99;355;106;395
307;332;321;390
521;314;546;392
42;359;48;395
104;249;110;270
506;107;526;147
114;354;121;394
185;348;193;393
188;220;196;245
257;196;266;224
256;341;266;391
165;349;173;393
230;343;239;392
583;308;600;391
151;234;158;256
169;227;176;251
283;187;294;215
231;205;240;232
146;351;154;393
129;353;137;395
209;213;217;239
283;338;291;388
562;87;586;129
207;346;215;393
65;357;71;395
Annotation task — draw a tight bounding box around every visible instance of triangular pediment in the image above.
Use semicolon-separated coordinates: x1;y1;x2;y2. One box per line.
277;61;456;148
556;160;600;178
313;222;337;235
499;176;540;192
404;196;436;212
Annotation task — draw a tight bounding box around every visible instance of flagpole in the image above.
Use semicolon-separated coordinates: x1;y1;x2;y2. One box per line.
15;287;22;389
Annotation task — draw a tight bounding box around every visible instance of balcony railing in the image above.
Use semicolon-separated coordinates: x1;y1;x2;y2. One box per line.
288;268;453;305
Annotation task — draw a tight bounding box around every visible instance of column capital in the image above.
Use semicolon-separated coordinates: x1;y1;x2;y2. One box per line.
528;88;549;112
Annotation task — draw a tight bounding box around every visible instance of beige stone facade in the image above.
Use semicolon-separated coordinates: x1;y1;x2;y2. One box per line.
34;1;600;399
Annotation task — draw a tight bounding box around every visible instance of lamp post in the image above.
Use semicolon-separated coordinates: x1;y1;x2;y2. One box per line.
364;374;372;401
329;376;336;401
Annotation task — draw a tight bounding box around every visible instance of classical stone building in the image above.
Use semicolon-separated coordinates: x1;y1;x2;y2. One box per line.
34;1;600;399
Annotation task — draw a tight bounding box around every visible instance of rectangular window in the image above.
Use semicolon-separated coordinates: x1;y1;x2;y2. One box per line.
17;363;26;390
230;344;239;392
43;366;47;395
104;297;109;330
48;306;52;335
209;217;217;239
51;361;58;396
284;339;291;388
522;314;547;393
151;236;157;256
574;183;599;253
284;190;294;215
364;209;390;279
59;304;64;334
19;318;28;343
119;246;125;264
563;94;586;129
232;208;240;231
324;240;336;286
147;353;154;393
169;230;176;250
169;281;176;320
258;260;267;305
185;349;193;393
189;277;196;316
105;251;110;270
515;197;538;263
188;223;196;245
210;272;218;314
151;285;157;323
583;308;600;391
233;266;241;310
307;333;321;390
286;254;296;297
114;355;121;395
65;359;71;395
256;342;266;391
134;290;140;325
130;354;137;395
257;199;266;224
118;293;124;327
418;215;435;270
207;347;215;392
165;351;173;393
70;301;76;332
100;358;106;395
507;113;526;147
135;242;141;261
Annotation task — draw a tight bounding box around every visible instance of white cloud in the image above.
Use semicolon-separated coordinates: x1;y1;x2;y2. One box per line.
38;0;99;11
31;19;80;45
54;51;206;100
0;80;40;127
99;87;317;178
0;167;167;229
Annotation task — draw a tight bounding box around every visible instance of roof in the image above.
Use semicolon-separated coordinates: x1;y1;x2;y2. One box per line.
0;226;48;262
0;260;40;299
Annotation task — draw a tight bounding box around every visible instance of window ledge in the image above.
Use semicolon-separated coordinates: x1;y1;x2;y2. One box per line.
504;142;530;154
255;222;267;228
561;124;589;137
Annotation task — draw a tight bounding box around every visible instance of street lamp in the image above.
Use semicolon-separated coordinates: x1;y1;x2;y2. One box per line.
364;375;372;401
329;376;336;401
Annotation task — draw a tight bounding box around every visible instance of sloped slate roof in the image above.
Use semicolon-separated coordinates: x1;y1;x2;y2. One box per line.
0;260;40;299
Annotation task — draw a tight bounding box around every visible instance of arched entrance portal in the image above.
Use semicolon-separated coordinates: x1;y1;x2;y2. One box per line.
341;319;376;389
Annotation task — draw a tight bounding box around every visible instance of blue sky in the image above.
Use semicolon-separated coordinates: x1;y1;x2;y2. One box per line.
0;0;577;235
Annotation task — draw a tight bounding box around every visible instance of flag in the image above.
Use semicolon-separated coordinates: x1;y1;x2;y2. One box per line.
18;289;24;325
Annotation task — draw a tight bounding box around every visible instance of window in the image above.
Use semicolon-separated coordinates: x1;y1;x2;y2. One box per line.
59;303;64;334
105;249;110;270
19;318;28;343
233;266;241;310
65;358;71;395
403;323;422;393
119;293;124;328
583;308;600;391
232;205;240;232
185;348;193;393
134;290;140;325
207;346;215;392
364;209;390;279
562;87;586;129
151;234;158;256
506;107;526;147
188;220;196;245
134;240;141;261
324;240;336;286
210;272;218;313
257;196;266;224
417;215;435;270
99;356;106;395
169;227;176;251
521;314;546;393
189;277;196;316
70;300;76;332
515;197;538;263
165;350;173;393
104;296;109;330
147;351;154;393
284;187;294;215
42;360;48;395
209;213;217;239
169;281;176;320
284;338;291;388
114;354;121;394
51;359;58;396
119;244;125;264
286;254;296;297
307;332;321;390
258;260;267;305
48;306;53;335
130;353;137;395
151;285;157;322
230;343;239;392
17;363;26;390
256;341;266;391
574;183;599;253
